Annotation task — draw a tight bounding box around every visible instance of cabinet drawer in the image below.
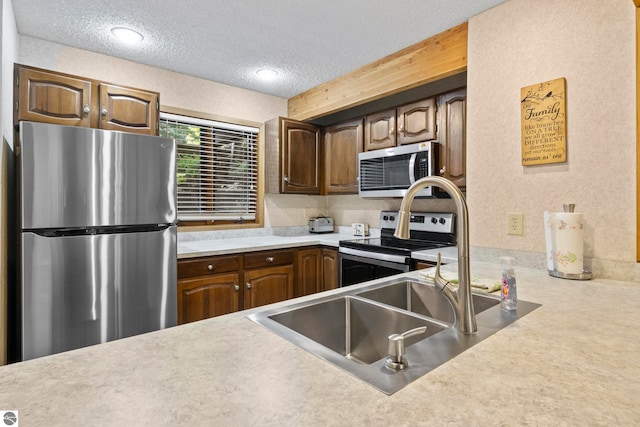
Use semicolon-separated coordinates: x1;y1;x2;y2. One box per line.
178;255;241;279
244;250;294;269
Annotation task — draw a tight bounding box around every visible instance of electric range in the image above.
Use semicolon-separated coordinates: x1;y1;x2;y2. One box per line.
338;210;455;286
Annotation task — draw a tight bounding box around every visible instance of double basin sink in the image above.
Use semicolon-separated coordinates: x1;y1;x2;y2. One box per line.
248;275;540;394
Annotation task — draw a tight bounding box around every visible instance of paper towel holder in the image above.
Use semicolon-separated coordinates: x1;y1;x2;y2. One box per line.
547;202;593;280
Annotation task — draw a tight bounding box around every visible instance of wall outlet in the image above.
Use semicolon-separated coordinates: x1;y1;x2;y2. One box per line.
508;213;524;236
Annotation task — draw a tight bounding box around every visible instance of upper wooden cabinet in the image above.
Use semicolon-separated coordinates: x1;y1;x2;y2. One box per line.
97;83;159;134
364;109;396;151
323;118;363;194
396;98;436;145
364;98;436;151
14;64;159;135
15;66;92;128
265;117;321;194
436;88;467;190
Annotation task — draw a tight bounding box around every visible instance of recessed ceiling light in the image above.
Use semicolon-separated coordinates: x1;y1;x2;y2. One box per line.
256;68;278;80
111;27;144;44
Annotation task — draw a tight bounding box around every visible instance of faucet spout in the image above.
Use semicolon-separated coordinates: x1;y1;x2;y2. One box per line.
394;176;477;334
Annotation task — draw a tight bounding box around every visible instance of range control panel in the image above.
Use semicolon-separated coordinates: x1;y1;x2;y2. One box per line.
379;210;455;234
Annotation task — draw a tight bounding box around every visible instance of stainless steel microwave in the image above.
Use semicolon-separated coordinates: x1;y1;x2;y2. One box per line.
358;142;438;198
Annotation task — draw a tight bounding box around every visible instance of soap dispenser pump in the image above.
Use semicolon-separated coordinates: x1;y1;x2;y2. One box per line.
500;256;517;311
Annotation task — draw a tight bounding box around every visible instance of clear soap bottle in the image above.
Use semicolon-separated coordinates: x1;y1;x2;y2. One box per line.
500;256;517;311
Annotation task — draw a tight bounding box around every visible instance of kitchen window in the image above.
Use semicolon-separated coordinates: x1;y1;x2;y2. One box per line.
159;110;261;227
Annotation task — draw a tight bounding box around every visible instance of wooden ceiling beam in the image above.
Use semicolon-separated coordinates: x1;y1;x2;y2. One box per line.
287;22;468;121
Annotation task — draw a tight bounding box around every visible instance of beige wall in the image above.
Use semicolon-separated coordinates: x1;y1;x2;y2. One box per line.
467;0;637;279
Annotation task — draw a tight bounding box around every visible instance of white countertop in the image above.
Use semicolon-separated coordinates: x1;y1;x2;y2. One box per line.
1;262;639;425
178;231;458;263
177;232;352;258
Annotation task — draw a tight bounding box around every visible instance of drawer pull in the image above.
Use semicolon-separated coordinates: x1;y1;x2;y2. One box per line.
207;264;214;271
266;257;274;263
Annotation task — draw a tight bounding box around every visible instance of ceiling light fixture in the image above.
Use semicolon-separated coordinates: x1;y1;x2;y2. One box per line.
256;68;278;80
111;27;144;44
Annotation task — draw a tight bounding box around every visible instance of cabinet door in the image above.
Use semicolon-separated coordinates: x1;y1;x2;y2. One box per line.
437;88;467;190
321;248;339;292
364;109;396;151
98;83;159;135
177;272;240;324
15;65;92;128
295;248;322;297
323;119;363;194
244;265;294;309
397;98;436;145
281;119;320;194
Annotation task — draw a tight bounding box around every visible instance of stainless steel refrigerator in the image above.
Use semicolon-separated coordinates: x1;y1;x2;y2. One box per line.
17;121;177;361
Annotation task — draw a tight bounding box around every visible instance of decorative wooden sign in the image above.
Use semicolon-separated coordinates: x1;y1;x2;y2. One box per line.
520;77;567;165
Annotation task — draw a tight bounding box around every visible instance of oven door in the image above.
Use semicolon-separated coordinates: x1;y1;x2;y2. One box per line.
339;248;411;287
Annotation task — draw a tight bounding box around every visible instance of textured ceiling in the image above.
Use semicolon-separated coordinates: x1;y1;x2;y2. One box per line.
12;0;507;99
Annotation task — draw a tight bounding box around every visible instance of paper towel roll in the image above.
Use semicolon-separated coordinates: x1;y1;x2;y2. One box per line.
546;212;584;274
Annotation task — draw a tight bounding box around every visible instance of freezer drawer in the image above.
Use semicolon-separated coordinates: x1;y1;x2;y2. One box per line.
21;227;177;360
20;121;176;229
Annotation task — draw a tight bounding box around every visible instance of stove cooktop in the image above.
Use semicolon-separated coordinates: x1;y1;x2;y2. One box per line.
340;237;450;255
339;211;456;257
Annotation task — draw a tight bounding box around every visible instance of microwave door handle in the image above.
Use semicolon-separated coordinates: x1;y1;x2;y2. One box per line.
408;153;417;185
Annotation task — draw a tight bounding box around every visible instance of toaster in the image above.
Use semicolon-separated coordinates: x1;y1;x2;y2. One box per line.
309;216;334;233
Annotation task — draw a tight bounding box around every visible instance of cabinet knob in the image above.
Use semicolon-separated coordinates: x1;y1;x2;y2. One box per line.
283;176;289;183
101;108;108;117
207;264;214;271
234;284;240;292
389;127;394;135
440;166;446;176
246;282;252;289
83;105;90;115
398;125;405;135
266;256;274;263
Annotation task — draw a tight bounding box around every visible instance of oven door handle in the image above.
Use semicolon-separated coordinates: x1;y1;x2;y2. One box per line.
339;247;409;265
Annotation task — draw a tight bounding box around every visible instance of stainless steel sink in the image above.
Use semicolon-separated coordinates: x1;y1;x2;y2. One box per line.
270;296;446;365
356;280;500;325
248;275;540;395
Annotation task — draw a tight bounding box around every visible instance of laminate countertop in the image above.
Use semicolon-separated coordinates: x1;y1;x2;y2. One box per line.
177;231;459;263
1;262;638;426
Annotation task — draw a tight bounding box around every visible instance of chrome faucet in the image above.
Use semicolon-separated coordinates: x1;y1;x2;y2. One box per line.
394;176;477;334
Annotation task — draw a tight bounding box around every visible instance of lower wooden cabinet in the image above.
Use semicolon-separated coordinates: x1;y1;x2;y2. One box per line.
295;248;323;297
321;248;339;292
244;264;294;309
177;246;339;323
177;254;241;325
177;273;240;324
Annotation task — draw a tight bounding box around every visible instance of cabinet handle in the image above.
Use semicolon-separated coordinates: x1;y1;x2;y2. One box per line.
246;282;252;289
101;108;108;117
207;264;214;271
234;284;240;292
440;166;446;176
83;105;90;115
266;256;274;263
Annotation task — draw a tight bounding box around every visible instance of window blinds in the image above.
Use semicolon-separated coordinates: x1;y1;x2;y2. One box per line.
159;112;259;221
